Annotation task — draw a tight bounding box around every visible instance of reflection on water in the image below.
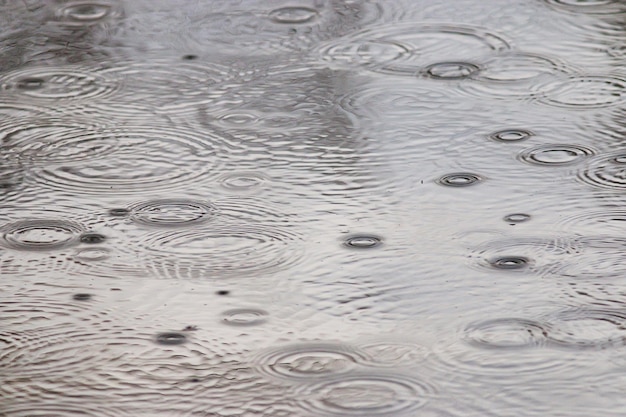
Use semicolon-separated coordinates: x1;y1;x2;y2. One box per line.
3;0;626;416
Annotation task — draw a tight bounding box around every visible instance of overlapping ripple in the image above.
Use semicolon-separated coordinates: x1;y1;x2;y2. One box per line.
318;22;511;76
28;124;230;195
578;152;626;190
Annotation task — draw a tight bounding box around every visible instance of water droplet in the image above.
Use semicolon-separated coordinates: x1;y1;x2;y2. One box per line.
129;199;217;228
490;256;530;270
437;173;483;187
80;233;106;244
504;213;531;223
155;332;187;346
222;308;268;326
72;293;92;301
1;220;83;251
425;62;478;79
269;7;318;24
344;235;382;249
518;144;594;166
182;54;198;60
216;290;230;296
489;129;534;142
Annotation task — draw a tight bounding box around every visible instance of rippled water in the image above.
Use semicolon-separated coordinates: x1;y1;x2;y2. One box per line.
2;1;626;416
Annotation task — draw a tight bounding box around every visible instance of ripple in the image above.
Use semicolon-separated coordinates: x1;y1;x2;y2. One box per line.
129;199;217;228
424;62;479;79
0;122;121;165
344;235;382;249
79;232;106;244
29;124;229;195
518;144;595;166
578;152;626;190
296;373;435;416
254;342;370;381
545;0;626;14
552;236;626;280
53;1;122;26
319;22;510;76
464;318;549;349
219;172;269;192
488;129;534;142
460;52;574;99
504;213;531;223
73;247;110;261
558;209;626;235
0;219;84;251
269;7;318;24
221;308;268;326
437;173;483;187
359;341;429;367
138;224;303;279
0;65;118;100
468;236;576;275
540;76;626;108
543;308;626;349
0;402;126;417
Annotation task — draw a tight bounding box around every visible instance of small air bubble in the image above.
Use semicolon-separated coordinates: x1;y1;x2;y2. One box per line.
72;293;92;301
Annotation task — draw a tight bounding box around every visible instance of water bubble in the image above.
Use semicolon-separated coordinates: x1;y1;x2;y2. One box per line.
129;199;217;228
155;332;187;346
489;256;530;270
297;373;435;416
216;290;230;296
72;293;92;301
518;144;595;166
425;62;478;79
489;129;534;142
1;219;83;251
344;235;382;249
437;173;483;187
58;2;112;23
269;7;318;24
504;213;531;223
465;318;549;348
255;343;370;381
80;233;106;244
222;308;268;326
182;54;198;60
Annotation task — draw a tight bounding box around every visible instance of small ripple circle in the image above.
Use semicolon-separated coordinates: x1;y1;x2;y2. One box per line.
437;172;483;187
129;199;217;228
518;144;595;166
1;219;84;251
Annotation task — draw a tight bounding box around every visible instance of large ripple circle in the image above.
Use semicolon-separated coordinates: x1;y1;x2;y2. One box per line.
28;125;228;195
137;224;303;279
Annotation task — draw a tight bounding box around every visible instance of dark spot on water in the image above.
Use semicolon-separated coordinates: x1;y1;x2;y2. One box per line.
155;332;187;346
437;173;483;187
490;256;529;270
344;235;382;249
182;325;198;331
80;233;106;244
16;77;45;90
108;208;129;217
72;293;92;301
216;290;230;296
182;54;198;60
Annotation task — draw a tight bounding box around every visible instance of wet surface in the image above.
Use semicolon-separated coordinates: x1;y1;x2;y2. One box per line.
2;0;626;416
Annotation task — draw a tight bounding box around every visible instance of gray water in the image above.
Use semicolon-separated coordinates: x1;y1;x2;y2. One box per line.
2;0;626;415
